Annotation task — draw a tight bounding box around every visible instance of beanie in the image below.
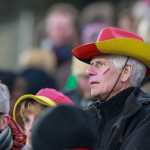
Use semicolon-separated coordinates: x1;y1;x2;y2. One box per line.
32;105;97;150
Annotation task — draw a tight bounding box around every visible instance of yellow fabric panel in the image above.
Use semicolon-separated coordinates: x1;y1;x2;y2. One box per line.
95;38;150;67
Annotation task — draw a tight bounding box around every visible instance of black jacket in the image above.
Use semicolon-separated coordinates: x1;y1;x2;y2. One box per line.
87;87;150;150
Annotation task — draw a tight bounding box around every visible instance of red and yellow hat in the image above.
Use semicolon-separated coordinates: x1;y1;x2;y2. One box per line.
72;27;150;76
13;88;73;129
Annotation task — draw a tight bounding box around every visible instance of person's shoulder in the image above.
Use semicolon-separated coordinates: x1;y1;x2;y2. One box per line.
137;89;150;104
136;90;150;118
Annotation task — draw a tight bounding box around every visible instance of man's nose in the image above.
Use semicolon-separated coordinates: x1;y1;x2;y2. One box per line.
86;66;96;76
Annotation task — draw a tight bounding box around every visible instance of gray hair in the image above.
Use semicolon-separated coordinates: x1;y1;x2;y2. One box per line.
0;82;10;114
109;54;146;87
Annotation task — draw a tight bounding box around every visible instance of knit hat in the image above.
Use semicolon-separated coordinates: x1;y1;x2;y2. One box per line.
13;88;73;129
31;105;97;150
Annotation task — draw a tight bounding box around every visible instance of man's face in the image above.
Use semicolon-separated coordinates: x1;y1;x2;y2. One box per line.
86;55;122;100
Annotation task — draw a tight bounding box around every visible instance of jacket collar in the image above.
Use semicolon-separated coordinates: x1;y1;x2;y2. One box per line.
123;87;150;119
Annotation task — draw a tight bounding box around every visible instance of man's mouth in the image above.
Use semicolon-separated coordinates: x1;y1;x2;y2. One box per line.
90;81;99;85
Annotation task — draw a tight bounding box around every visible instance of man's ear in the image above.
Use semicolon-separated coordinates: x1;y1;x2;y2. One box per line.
0;114;10;131
121;64;132;82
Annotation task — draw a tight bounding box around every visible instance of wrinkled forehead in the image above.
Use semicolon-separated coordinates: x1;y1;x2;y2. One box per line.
90;54;112;63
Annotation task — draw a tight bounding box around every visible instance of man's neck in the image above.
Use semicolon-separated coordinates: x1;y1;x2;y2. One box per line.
101;84;132;101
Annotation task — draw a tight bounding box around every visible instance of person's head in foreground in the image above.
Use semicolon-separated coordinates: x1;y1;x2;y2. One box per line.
72;27;150;100
0;82;27;150
31;105;97;150
13;88;73;146
0;82;12;149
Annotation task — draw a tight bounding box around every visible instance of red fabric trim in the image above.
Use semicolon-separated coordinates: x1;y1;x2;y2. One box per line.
72;43;102;60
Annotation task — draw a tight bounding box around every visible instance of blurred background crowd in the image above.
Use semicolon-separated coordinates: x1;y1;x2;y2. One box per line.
0;0;150;116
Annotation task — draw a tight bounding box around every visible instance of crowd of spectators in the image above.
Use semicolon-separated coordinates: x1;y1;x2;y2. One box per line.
0;0;150;149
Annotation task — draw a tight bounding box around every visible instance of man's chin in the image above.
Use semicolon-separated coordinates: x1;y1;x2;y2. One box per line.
91;91;104;100
91;91;99;99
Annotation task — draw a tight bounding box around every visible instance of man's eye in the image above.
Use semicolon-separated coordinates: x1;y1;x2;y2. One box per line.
90;61;105;67
98;62;105;66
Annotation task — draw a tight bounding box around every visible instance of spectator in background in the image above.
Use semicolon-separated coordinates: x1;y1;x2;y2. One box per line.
116;0;150;34
38;3;80;89
137;18;150;45
137;10;150;95
18;48;57;75
81;23;108;45
116;0;139;33
13;88;73;149
41;3;79;65
117;7;135;32
0;82;27;150
0;70;27;117
132;0;150;21
79;1;114;29
31;105;97;150
63;56;96;108
18;48;58;94
0;71;18;94
20;68;57;94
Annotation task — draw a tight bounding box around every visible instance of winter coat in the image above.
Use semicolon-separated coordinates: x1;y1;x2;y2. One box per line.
0;126;13;150
87;87;150;150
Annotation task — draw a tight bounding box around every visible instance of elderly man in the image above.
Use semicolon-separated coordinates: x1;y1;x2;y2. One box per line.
0;82;27;150
72;27;150;150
